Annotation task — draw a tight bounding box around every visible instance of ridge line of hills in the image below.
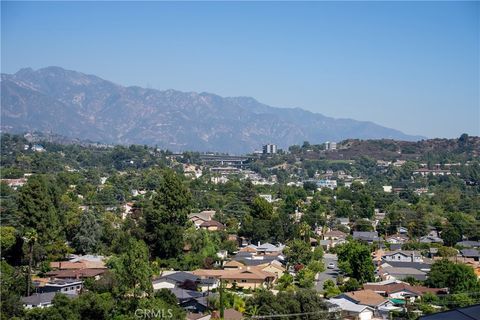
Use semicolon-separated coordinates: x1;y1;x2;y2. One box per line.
1;66;425;154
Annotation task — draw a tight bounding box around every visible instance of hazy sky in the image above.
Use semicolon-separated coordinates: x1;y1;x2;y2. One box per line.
2;1;479;138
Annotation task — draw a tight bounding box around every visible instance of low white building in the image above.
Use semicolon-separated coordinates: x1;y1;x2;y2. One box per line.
329;298;374;320
382;250;423;263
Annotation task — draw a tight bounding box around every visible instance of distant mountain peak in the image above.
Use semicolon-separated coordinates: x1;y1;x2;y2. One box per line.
1;66;425;153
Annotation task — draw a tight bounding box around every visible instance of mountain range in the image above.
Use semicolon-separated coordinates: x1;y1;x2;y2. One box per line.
1;67;424;154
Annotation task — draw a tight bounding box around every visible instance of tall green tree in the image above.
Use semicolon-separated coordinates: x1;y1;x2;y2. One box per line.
426;260;480;294
72;211;102;254
144;170;192;259
337;241;375;283
109;238;153;298
17;175;62;246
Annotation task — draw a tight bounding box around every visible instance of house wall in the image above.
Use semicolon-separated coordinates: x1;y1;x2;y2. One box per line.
384;254;421;263
223;279;265;289
358;310;374;320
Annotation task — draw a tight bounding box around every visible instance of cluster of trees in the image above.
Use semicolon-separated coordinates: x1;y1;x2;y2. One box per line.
1;133;480;319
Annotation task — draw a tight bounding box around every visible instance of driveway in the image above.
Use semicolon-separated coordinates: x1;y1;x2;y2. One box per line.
315;253;339;291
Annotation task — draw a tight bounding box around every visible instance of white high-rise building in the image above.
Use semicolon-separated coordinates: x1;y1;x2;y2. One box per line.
325;141;337;151
263;144;277;154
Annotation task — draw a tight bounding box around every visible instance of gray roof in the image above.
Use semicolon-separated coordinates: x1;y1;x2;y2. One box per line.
461;249;480;258
381;260;432;270
169;288;204;302
329;298;374;313
420;303;480;320
381;267;427;281
456;241;480;248
22;292;76;306
353;231;380;241
165;271;199;283
389;244;402;251
419;236;444;244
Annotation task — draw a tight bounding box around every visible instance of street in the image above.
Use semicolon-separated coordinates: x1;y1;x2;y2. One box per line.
315;253;339;291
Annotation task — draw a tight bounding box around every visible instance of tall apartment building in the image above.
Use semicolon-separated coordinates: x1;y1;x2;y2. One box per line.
263;144;277;154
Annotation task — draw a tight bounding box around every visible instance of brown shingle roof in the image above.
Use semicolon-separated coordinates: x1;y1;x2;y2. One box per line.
363;283;447;296
344;289;388;307
200;220;225;229
46;268;106;279
50;261;87;270
324;230;347;238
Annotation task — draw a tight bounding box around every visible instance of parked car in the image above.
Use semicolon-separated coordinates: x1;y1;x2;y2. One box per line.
327;262;335;269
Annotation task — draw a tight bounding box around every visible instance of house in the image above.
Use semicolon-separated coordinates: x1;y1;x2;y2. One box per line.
389;244;403;251
36;279;83;295
168;288;210;314
238;242;284;255
188;211;216;228
363;282;447;302
336;217;350;228
419;235;444;244
187;313;211;320
323;230;347;240
45;268;106;280
258;261;286;279
378;266;427;281
152;271;200;291
49;261;89;270
380;259;432;272
316;179;337;189
457;241;480;248
224;260;246;270
213;308;243;320
1;178;28;190
22;292;76;309
353;231;381;244
32;144;46;152
460;249;480;261
193;267;276;289
419;303;480;320
382;250;423;263
256;243;285;255
386;234;409;244
337;289;390;309
199;220;225;231
413;168;451;176
259;194;273;203
66;255;107;268
329;298;375;320
382;186;392;193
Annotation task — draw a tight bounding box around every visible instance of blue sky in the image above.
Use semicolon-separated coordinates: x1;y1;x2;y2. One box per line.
2;1;479;138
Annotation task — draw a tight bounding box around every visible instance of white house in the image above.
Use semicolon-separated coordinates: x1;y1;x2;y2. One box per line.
329;298;374;320
382;251;423;263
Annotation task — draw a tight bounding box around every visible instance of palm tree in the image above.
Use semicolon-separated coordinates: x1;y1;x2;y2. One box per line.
23;228;37;296
299;222;311;242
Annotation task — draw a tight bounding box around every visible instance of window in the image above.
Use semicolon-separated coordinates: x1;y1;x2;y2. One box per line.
241;280;247;283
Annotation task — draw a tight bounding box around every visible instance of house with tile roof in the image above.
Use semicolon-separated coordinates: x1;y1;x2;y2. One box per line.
193;267;276;289
363;282;448;302
337;289;391;309
199;220;225;231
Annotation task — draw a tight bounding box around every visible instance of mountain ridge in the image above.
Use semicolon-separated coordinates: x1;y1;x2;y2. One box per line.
1;66;425;153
